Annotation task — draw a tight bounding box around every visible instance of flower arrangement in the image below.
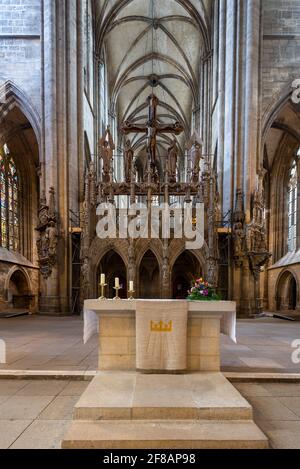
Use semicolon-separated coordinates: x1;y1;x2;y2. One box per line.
187;278;221;301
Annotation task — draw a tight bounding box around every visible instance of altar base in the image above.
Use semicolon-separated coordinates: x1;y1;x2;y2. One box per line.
62;372;268;449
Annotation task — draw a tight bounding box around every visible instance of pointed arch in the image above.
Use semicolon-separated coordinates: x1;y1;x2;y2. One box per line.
4;265;33;294
275;268;299;311
138;248;161;299
0;80;41;152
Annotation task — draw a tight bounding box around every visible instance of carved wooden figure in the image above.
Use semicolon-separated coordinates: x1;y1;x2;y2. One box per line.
98;126;115;181
121;94;183;167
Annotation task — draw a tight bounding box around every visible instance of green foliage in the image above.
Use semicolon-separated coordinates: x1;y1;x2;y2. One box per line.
187;277;221;302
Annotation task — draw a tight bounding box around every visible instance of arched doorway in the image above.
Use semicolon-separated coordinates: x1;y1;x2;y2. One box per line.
139;250;160;299
7;269;31;309
172;251;202;299
276;270;298;311
288;276;297;310
97;250;127;299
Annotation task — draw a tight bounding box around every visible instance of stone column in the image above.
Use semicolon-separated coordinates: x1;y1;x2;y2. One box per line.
201;54;212;157
77;0;85;203
240;0;261;316
41;0;57;191
40;0;59;313
223;0;237;215
231;1;247;311
217;0;226;211
296;158;300;250
243;0;261;220
216;0;262;316
40;0;83;314
128;239;136;295
67;0;80;216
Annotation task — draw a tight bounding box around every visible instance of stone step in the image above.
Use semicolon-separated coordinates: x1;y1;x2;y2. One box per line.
73;372;253;421
62;420;269;449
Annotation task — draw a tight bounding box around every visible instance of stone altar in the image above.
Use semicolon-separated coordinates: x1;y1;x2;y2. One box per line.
83;299;237;372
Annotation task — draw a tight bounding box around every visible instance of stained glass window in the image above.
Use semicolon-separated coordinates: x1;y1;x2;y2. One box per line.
0;144;20;251
287;158;298;253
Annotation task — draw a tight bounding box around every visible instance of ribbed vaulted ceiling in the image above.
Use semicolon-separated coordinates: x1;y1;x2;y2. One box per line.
95;0;211;158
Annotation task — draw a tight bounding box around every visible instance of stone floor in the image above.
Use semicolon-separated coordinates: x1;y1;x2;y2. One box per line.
0;315;300;372
0;315;300;449
0;379;89;449
0;379;299;449
234;381;300;449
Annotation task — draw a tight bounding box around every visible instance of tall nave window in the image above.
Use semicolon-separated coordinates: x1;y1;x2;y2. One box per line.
0;144;20;251
287;155;299;252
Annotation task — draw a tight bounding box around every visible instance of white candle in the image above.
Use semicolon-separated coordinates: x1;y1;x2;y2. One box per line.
115;277;120;288
129;281;134;291
100;274;105;285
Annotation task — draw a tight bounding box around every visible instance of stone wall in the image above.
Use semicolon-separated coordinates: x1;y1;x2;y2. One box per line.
262;0;300;114
0;0;41;113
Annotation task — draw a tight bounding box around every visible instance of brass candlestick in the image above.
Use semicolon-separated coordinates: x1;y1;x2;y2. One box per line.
98;283;107;300
113;286;122;300
128;289;135;300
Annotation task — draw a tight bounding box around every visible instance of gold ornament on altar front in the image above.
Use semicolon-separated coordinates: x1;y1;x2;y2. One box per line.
150;320;173;333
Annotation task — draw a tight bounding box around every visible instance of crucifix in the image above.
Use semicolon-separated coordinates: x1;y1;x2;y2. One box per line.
121;94;184;167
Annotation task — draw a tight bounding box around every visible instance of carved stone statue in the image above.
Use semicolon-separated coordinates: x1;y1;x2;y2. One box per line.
37;232;49;260
252;168;266;227
80;257;90;304
233;222;245;259
207;257;218;287
167;138;178;181
124;139;134;183
232;189;246;267
249;226;267;253
46;221;58;256
98;126;115;181
38;191;49;227
214;174;222;225
48;186;56;219
36;187;58;279
187;132;203;182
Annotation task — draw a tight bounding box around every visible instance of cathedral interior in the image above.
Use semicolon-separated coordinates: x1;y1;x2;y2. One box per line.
0;0;300;318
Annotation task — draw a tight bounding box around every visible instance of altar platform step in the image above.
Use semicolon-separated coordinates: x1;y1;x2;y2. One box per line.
62;419;268;449
62;372;268;449
72;372;253;421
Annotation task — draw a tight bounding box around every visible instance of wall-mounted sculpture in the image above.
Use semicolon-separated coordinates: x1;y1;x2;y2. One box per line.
232;189;246;268
36;187;58;279
247;169;271;280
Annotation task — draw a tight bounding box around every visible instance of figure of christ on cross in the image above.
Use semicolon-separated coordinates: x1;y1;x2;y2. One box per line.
121;95;184;167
